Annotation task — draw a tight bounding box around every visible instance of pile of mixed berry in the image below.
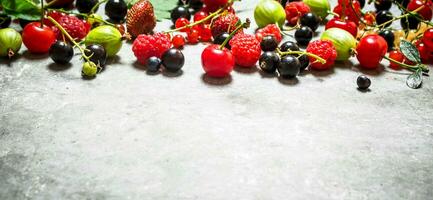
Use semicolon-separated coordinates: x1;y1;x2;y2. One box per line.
0;0;432;89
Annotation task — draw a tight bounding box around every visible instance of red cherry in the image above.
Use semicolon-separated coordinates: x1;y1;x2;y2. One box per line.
201;44;234;78
416;42;431;63
333;1;361;24
194;11;209;23
172;35;186;49
175;17;190;32
187;29;200;44
203;0;228;7
325;18;358;37
356;34;388;69
388;50;405;70
422;28;433;49
22;22;56;54
407;0;433;21
199;24;212;42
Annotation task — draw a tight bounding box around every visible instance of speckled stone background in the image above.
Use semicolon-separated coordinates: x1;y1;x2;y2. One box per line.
1;0;433;199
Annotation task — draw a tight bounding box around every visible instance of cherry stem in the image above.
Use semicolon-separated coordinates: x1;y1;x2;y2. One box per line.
277;49;326;64
383;56;429;72
47;16;92;62
40;0;45;28
375;5;425;29
45;0;60;7
219;18;250;50
165;8;224;33
393;0;433;27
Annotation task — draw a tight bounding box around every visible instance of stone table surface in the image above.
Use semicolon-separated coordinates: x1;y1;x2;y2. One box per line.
1;0;433;199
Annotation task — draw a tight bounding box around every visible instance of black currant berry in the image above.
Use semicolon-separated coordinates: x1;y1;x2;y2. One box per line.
178;0;203;10
84;44;107;67
259;51;280;73
171;6;191;24
298;54;310;71
295;26;313;46
357;75;371;90
260;36;278;51
374;0;392;11
396;0;410;7
214;32;231;49
105;0;127;22
400;15;420;30
378;29;395;50
278;55;301;78
146;57;162;73
300;12;320;31
76;0;99;14
280;41;300;52
359;0;365;8
49;41;74;64
375;10;393;27
162;48;185;72
0;14;12;28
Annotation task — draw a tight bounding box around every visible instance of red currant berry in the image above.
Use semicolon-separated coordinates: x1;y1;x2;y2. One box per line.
407;0;433;21
199;24;212;42
175;17;190;32
363;11;376;26
172;35;186;49
188;29;200;44
194;11;209;23
325;18;357;37
22;22;56;54
388;50;405;70
422;28;433;49
201;44;234;78
356;34;388;69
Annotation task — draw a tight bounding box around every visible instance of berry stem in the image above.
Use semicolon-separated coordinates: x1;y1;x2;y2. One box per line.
375;5;425;29
219;18;250;50
165;8;224;33
277;49;326;64
40;0;45;28
383;55;429;72
47;16;92;62
91;0;108;14
45;0;60;7
393;0;433;26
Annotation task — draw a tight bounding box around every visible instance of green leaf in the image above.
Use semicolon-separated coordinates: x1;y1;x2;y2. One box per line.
406;68;423;89
400;40;421;63
126;0;177;21
0;0;41;20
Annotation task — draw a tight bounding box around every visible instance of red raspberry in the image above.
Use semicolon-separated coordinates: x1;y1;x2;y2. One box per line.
211;13;240;38
53;15;88;41
44;11;66;27
285;2;310;26
306;40;337;70
132;32;172;64
229;33;261;67
255;24;282;43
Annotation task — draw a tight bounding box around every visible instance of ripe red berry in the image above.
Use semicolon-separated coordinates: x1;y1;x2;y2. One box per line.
201;44;234;78
199;24;213;42
388;50;405;70
22;22;56;54
363;11;376;26
52;15;89;41
188;29;200;44
211;13;240;38
43;11;66;27
229;33;261;67
255;24;282;43
194;11;209;23
132;32;172;64
203;0;228;7
285;2;311;26
333;1;362;24
306;40;338;70
175;17;190;32
422;28;433;49
356;34;388;69
407;0;433;21
172;35;186;49
325;18;357;37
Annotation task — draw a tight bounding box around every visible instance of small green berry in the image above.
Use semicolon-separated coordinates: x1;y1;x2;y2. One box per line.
82;61;98;77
